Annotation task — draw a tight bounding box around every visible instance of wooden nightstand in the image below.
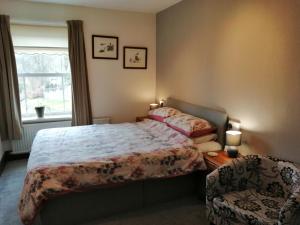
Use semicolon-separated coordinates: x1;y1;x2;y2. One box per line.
136;116;148;122
203;150;237;171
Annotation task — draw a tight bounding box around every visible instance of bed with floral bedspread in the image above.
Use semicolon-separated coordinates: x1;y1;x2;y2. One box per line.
19;119;207;225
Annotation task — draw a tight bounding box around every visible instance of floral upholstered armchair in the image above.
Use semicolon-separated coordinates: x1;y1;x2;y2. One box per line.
206;155;300;225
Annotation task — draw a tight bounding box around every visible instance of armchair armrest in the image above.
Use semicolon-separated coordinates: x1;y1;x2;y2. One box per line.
279;188;300;225
206;162;237;203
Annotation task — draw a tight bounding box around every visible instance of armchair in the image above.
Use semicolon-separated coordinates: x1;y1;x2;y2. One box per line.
206;155;300;225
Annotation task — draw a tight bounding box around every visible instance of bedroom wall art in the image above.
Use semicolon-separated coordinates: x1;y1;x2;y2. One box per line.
92;35;118;59
123;46;147;69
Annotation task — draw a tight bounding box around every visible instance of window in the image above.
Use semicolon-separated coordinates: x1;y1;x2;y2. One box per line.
11;24;72;120
15;48;71;118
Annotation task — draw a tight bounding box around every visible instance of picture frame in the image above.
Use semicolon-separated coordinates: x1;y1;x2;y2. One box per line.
92;35;118;59
123;46;147;69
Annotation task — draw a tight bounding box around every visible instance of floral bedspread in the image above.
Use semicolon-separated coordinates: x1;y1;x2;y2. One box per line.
19;119;207;225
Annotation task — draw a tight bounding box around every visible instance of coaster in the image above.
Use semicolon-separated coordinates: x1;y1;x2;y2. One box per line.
207;152;218;157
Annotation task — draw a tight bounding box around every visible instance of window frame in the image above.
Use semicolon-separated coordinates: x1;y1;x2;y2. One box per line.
14;46;72;122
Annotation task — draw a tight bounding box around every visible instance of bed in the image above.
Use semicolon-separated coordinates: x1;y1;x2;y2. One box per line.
19;98;228;225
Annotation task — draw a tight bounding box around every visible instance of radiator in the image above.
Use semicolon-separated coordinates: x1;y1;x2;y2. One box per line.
11;117;111;154
11;120;71;153
93;117;111;124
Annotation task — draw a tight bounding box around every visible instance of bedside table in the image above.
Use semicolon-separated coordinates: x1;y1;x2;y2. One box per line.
203;150;237;171
136;116;148;122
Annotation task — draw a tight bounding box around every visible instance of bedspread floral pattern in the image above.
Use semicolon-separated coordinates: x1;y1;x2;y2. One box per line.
19;119;206;225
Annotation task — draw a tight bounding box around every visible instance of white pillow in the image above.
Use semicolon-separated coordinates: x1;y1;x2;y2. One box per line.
191;133;217;144
195;141;222;152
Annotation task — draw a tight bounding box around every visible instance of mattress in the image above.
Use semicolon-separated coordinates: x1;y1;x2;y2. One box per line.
19;119;207;225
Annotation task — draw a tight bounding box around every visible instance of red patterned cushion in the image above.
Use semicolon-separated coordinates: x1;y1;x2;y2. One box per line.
164;113;215;137
148;107;181;122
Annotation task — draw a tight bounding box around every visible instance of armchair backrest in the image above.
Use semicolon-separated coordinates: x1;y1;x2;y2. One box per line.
247;155;300;199
207;154;300;200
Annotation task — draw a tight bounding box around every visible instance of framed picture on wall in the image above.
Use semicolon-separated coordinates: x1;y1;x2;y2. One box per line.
92;35;118;59
123;46;147;69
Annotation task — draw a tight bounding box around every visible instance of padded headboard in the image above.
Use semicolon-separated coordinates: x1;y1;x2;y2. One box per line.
166;98;228;147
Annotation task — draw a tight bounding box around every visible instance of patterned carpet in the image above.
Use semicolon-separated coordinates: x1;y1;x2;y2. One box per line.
0;159;209;225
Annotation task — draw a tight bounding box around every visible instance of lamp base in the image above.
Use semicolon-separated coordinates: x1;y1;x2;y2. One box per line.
227;148;239;158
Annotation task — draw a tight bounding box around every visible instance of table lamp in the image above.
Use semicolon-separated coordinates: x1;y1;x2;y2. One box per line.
159;99;165;107
226;130;242;158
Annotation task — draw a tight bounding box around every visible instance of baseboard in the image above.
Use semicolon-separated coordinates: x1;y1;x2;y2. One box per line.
0;150;12;175
7;152;30;161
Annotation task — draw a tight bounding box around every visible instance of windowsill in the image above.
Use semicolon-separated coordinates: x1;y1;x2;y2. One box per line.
22;115;72;124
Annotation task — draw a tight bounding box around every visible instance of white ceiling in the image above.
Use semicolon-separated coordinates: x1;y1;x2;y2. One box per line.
24;0;183;13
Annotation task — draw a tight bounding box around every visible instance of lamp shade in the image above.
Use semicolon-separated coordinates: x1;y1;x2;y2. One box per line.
149;103;159;110
226;130;242;146
159;99;165;107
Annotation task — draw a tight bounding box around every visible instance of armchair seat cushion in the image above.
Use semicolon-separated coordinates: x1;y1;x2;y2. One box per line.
213;189;285;225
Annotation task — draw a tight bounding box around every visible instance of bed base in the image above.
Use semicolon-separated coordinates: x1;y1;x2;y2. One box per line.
33;172;206;225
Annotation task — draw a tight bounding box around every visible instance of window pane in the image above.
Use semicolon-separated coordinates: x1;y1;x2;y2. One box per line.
18;75;26;115
15;48;72;119
63;75;72;113
15;48;70;74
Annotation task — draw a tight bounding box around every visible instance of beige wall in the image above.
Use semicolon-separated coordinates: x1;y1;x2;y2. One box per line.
157;0;300;163
0;0;156;123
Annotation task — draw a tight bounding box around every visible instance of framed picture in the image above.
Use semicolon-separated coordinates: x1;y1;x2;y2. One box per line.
123;47;147;69
92;35;118;59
